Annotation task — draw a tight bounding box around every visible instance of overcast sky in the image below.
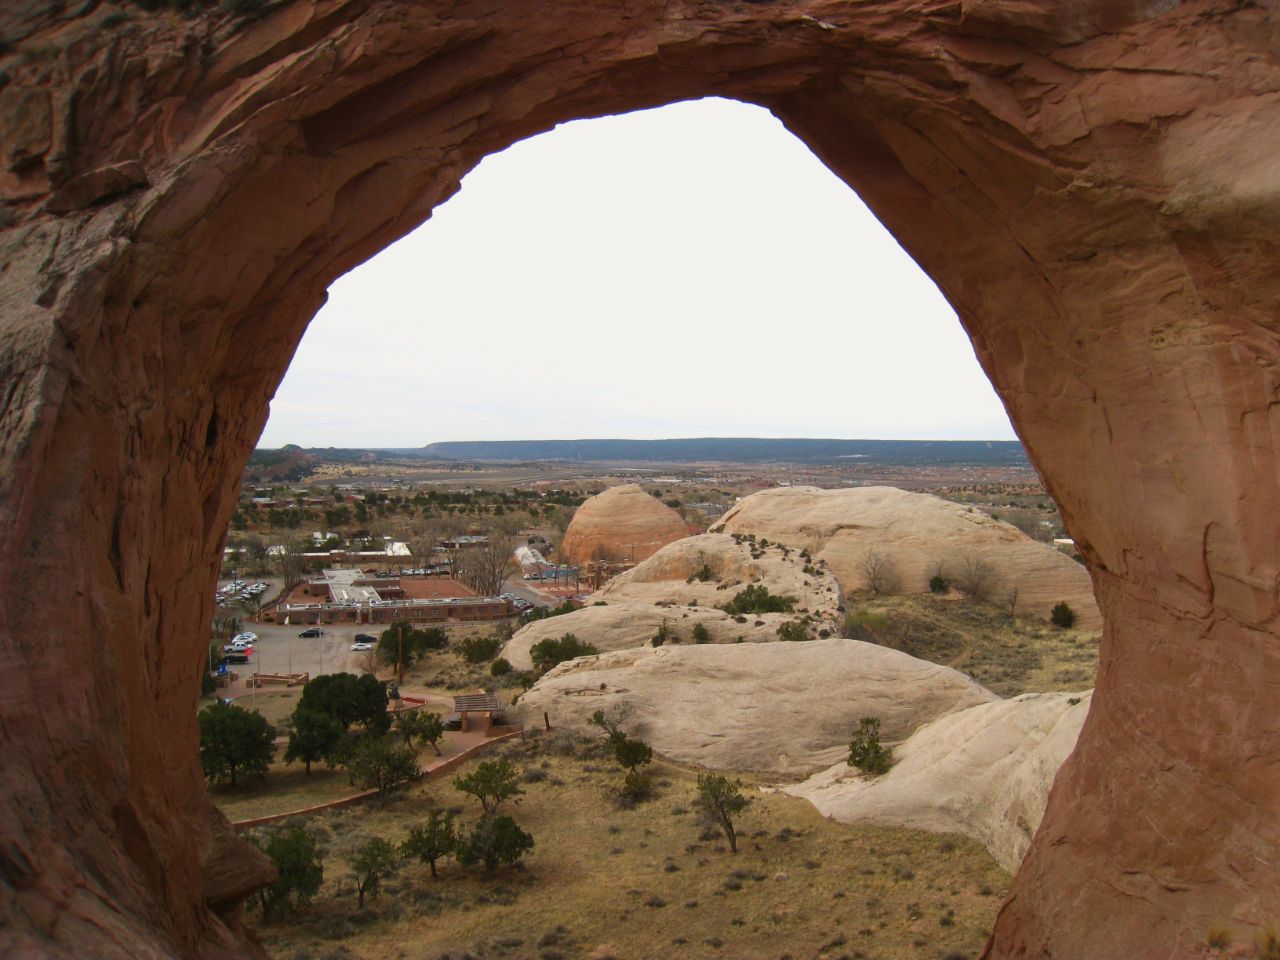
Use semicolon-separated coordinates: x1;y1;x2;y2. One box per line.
260;98;1015;449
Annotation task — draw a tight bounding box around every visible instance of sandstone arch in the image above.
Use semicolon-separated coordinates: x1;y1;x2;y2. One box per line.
3;2;1279;957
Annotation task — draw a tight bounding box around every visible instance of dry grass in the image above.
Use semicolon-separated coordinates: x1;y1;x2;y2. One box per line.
212;762;357;822
843;595;1098;696
252;732;1008;960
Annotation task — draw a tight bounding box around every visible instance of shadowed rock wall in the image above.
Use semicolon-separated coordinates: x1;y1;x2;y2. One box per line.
2;1;1279;956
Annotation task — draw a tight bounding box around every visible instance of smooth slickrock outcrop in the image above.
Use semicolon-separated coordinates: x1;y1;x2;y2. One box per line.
559;485;691;565
504;604;810;671
785;691;1091;873
4;2;1280;956
712;486;1100;627
593;531;842;614
516;639;995;776
504;532;843;669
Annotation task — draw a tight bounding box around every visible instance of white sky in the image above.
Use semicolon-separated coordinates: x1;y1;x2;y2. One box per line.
260;97;1015;448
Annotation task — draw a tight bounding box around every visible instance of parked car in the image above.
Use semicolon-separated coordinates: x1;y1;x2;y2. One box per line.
354;633;377;643
231;631;257;644
223;642;252;654
351;641;373;652
442;714;463;731
218;653;250;665
298;627;323;638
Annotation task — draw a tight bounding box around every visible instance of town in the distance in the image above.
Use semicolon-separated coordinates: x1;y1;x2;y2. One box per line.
206;437;1098;960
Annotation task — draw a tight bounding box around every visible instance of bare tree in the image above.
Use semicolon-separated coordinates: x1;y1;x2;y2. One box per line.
956;554;997;600
212;607;243;642
273;539;308;593
437;515;467;579
1006;586;1020;616
1001;508;1052;543
406;519;439;573
860;549;899;595
548;507;574;537
462;530;517;597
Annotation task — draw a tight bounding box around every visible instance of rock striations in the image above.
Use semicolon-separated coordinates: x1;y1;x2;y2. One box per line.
3;2;1280;957
516;639;995;776
712;487;1099;628
785;691;1091;872
559;485;691;565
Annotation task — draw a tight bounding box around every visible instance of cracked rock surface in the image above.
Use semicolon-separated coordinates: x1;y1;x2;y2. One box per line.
2;1;1280;956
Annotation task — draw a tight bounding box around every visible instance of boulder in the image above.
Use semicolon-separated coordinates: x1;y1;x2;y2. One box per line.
503;604;809;671
505;533;844;669
516;639;995;776
712;486;1099;628
559;485;690;565
785;691;1091;871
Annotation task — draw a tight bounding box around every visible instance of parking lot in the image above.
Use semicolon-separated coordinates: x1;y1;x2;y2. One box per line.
216;619;377;696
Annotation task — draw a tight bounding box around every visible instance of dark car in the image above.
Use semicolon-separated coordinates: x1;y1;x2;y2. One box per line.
298;627;324;638
219;653;250;666
354;633;377;644
442;713;463;731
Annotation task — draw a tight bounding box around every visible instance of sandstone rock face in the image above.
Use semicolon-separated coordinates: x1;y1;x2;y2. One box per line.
593;532;843;616
712;486;1099;627
516;639;995;776
3;2;1280;957
505;532;843;669
504;604;809;671
786;691;1091;873
559;485;691;565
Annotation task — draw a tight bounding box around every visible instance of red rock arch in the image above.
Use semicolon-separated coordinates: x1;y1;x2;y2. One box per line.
2;2;1278;956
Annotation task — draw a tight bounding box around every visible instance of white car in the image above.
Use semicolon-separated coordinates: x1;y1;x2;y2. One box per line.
231;631;257;644
351;641;374;652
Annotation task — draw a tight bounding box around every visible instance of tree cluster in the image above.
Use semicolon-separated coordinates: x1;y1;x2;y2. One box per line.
376;622;448;667
719;584;796;616
529;633;598;673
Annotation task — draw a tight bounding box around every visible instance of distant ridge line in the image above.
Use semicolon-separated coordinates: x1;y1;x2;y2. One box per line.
408;437;1027;466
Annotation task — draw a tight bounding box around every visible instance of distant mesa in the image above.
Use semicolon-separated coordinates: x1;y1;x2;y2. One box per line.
559;484;692;565
711;486;1099;627
418;437;1028;464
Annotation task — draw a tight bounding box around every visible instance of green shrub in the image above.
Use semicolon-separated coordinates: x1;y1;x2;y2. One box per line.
199;701;275;787
490;657;513;676
1050;602;1076;628
720;584;796;616
456;816;534;873
776;620;809;642
847;717;893;775
692;622;711;644
252;825;323;921
457;634;502;664
348;736;420;797
529;633;598;672
928;574;948;594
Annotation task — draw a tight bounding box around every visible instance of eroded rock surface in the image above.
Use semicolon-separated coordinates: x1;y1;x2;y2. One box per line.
505;532;843;669
712;486;1099;627
559;485;691;565
516;639;995;776
3;1;1280;957
786;691;1091;872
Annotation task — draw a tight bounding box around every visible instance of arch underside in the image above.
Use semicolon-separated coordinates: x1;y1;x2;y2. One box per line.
2;2;1280;957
